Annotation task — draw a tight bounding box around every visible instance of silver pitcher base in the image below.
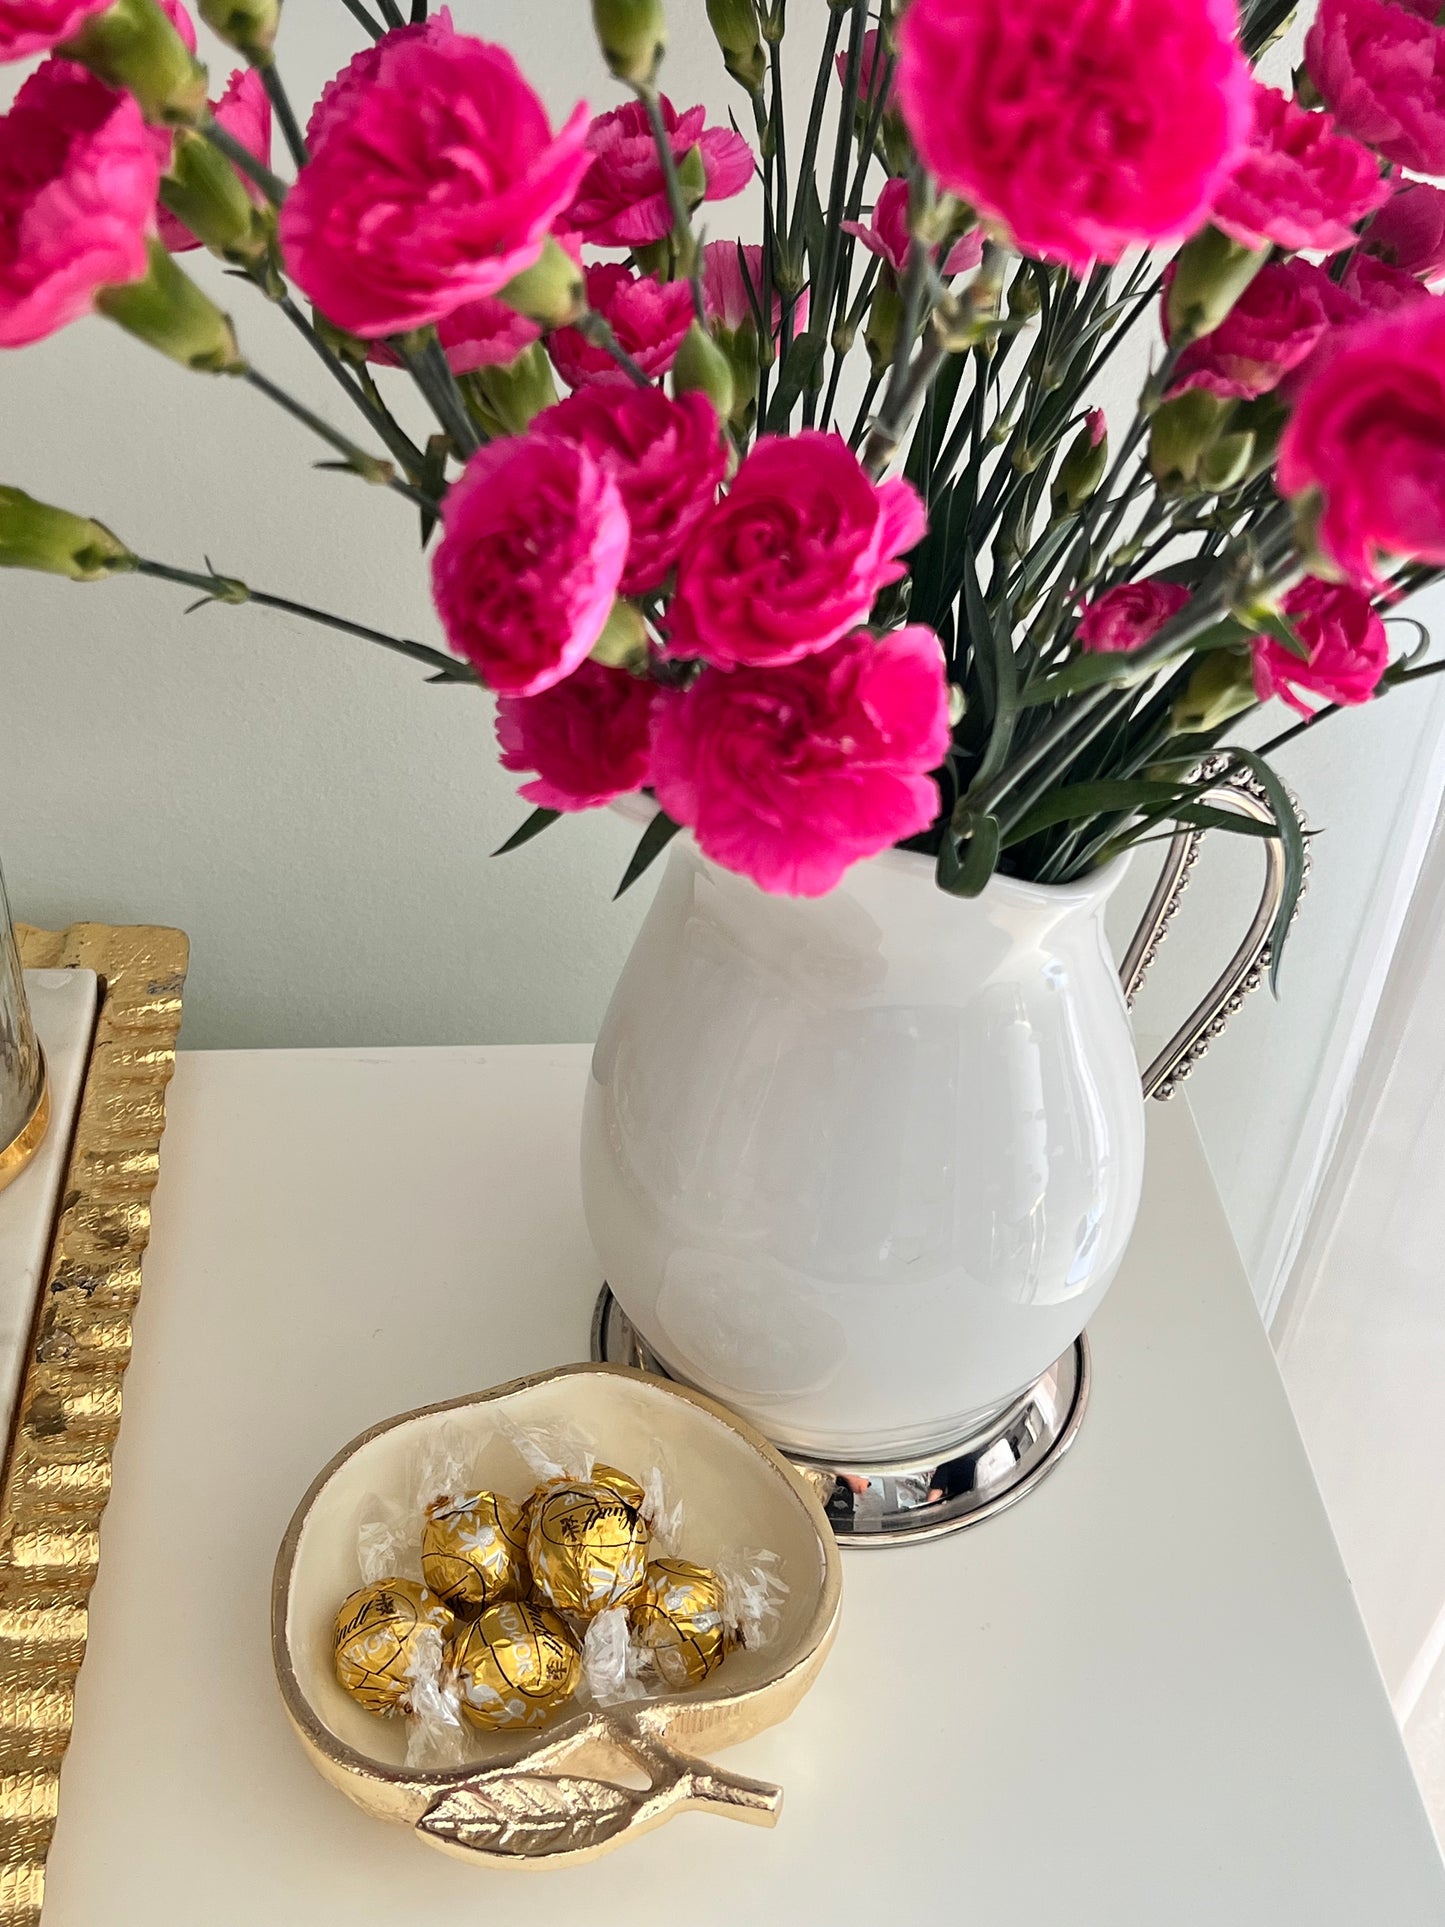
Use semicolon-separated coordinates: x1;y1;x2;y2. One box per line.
590;1285;1090;1546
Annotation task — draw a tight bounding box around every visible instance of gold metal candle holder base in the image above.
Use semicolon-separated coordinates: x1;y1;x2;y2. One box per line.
0;1061;49;1196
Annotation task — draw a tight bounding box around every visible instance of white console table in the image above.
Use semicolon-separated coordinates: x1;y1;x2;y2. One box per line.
37;1044;1445;1923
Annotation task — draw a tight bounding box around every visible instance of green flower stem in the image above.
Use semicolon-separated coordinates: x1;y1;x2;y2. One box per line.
631;82;703;306
376;0;405;26
392;333;481;457
813;0;868;334
241;365;438;512
132;556;476;681
274;295;427;481
338;0;384;38
202;114;287;206
788;9;843;263
258;63;308;172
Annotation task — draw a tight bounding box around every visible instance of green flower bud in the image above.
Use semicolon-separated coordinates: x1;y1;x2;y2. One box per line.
160;127;273;267
198;0;280;63
95;238;245;374
591;0;666;85
591;599;651;675
710;318;761;433
864;267;903;376
461;344;559;439
1197;429;1256;495
676;143;708;211
1166;226;1269;345
1148;388;1232;490
671;320;735;419
497;236;586;328
1008;265;1043;321
1170;650;1257;735
1051;409;1108;514
0;487;134;582
65;0;209;126
706;0;766;91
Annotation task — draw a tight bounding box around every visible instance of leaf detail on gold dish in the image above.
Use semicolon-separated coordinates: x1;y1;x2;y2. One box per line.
416;1710;783;1860
420;1773;637;1857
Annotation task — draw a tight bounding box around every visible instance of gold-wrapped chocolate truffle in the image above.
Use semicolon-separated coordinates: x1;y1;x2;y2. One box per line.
421;1489;529;1614
527;1471;650;1617
453;1599;582;1730
632;1557;734;1689
332;1578;452;1716
589;1463;647;1509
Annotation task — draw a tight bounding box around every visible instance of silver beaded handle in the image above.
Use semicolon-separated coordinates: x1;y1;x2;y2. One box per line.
1119;753;1309;1101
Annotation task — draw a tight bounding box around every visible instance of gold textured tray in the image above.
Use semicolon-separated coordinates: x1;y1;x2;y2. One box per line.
0;924;187;1927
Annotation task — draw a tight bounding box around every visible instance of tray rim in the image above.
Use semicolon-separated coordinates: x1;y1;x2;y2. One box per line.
0;922;188;1927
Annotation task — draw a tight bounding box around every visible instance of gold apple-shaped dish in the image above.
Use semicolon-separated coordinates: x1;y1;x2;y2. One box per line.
271;1363;842;1868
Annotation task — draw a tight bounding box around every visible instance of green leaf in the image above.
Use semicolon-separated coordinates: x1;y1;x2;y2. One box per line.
799;178;827;288
963;547;1017;786
1216;749;1307;992
938;813;1001;896
764;332;826;431
1171;802;1289;839
614;809;682;898
1002;779;1187;847
1017;651;1155;708
492;807;561;857
905;351;968;498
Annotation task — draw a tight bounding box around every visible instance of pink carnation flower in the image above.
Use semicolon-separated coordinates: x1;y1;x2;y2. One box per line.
0;0;108;59
700;240;809;337
0;59;159;349
1076;580;1192;654
1361;180;1445;282
547;262;692;388
842;178;984;277
1277;295;1445;585
1169;260;1336;401
496;660;655;811
1253;578;1389;714
1341;251;1433;314
668;430;927;670
306;7;452;150
1307;0;1445;176
280;21;589;338
651;626;952;898
566;96;752;248
896;0;1253;275
157;65;272;252
1210;82;1389;254
369;294;541;375
538;386;727;596
431;435;630;697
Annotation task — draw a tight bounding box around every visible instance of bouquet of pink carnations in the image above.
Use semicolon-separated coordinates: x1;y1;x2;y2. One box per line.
3;0;1445;966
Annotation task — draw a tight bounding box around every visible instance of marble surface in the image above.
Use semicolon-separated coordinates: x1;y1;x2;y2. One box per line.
40;1045;1445;1925
0;968;97;1435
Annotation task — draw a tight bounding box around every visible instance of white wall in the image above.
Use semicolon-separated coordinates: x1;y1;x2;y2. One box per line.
2;2;1443;1309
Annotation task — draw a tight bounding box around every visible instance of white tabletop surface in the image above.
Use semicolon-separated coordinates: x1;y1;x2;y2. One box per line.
39;1044;1445;1924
